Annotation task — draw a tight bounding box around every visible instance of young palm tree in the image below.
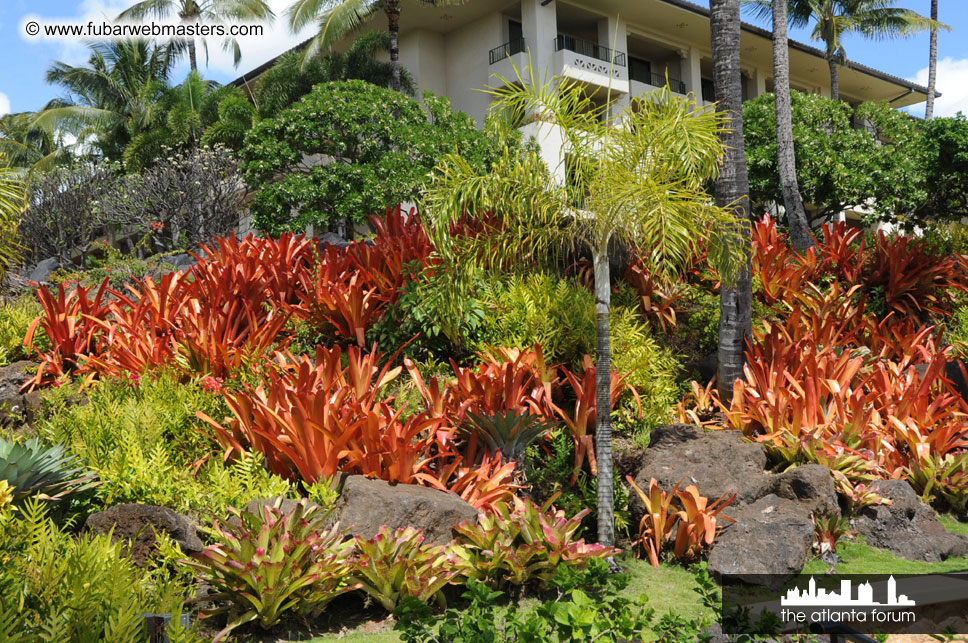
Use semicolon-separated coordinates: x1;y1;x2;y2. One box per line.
926;0;939;119
285;0;461;91
118;0;274;72
789;0;941;102
0;158;26;281
711;0;754;400
421;68;744;547
42;40;174;161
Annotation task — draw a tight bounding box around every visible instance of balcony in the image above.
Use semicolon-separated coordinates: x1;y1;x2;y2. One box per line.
489;38;526;65
629;62;686;96
553;35;626;68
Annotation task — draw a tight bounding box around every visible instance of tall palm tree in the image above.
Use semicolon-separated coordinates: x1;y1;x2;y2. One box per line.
926;0;939;119
0;100;79;175
118;0;274;72
0;158;26;282
789;0;941;102
711;0;754;400
421;67;744;547
768;0;813;251
285;0;462;92
43;40;173;162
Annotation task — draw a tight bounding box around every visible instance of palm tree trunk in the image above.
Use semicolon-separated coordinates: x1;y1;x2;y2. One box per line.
188;39;198;72
926;0;939;120
711;0;753;401
827;45;840;102
385;1;402;92
772;0;813;252
593;247;614;547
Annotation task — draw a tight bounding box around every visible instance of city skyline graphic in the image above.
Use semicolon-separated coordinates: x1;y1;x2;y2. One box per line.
781;576;916;607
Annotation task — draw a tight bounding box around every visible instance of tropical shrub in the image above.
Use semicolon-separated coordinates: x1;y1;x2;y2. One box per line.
0;294;44;366
183;499;357;640
452;495;617;589
240;81;496;234
626;477;735;567
0;499;199;643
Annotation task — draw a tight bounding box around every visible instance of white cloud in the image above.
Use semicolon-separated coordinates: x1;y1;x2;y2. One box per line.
0;93;10;116
909;57;968;118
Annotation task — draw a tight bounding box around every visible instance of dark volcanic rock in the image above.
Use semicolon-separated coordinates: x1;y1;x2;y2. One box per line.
332;475;479;546
762;464;840;519
855;480;968;562
631;424;770;514
706;495;816;590
0;361;42;427
85;503;203;564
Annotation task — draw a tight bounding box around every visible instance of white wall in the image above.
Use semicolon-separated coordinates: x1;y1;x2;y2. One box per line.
444;13;505;126
399;30;447;99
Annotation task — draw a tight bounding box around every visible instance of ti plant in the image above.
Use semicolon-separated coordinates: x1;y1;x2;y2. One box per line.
182;498;358;641
452;494;617;588
351;526;462;612
0;436;98;504
463;410;554;466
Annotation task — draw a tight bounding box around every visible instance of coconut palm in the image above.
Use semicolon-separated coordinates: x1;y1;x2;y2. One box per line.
118;0;274;72
789;0;943;102
43;40;174;162
926;0;939;119
0;100;81;175
421;67;745;546
711;0;754;400
285;0;462;91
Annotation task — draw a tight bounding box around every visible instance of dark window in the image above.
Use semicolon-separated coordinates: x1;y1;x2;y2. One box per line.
629;57;652;84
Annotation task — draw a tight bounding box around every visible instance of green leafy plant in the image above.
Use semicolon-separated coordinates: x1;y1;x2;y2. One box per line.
452;494;617;589
182;498;357;640
463;410;554;466
351;526;462;612
0;294;45;366
0;436;97;505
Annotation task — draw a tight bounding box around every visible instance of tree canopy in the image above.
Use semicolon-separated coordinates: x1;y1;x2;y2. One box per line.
239;80;496;235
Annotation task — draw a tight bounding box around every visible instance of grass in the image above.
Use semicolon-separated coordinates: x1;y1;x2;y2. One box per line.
299;555;710;642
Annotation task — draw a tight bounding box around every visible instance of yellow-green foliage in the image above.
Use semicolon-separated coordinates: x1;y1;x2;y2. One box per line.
36;373;293;516
609;308;680;431
949;306;968;359
474;272;595;365
0;294;44;367
0;499;201;642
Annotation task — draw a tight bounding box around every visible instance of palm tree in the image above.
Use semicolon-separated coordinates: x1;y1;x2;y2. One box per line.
711;0;754;400
118;0;274;72
43;40;174;161
926;0;939;119
754;0;813;251
0;100;79;175
789;0;942;102
421;68;744;547
285;0;462;92
0;158;26;282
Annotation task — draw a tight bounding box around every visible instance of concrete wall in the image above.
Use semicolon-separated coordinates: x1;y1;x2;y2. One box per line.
443;13;504;126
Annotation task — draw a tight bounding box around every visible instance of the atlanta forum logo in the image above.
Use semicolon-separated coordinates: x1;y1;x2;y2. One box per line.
779;576;916;626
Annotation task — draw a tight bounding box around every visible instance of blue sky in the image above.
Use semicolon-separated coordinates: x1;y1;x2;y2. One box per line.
1;0;966;117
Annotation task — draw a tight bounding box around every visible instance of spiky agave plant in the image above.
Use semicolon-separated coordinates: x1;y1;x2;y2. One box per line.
0;436;98;504
463;410;555;466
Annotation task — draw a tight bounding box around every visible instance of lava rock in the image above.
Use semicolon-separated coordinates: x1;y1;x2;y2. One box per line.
762;464;840;520
854;480;968;562
630;424;770;515
332;475;479;546
26;257;59;284
706;495;816;590
85;503;203;565
0;361;42;427
317;232;350;249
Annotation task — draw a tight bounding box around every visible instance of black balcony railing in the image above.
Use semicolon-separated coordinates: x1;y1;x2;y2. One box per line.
489;38;526;64
553;34;626;67
629;68;686;94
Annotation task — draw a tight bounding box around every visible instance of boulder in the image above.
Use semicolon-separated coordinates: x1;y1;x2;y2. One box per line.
630;424;770;516
854;480;968;562
706;495;816;590
761;464;840;520
26;257;58;284
317;232;350;249
332;475;479;546
0;361;42;427
242;496;323;520
165;253;196;272
85;503;203;565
